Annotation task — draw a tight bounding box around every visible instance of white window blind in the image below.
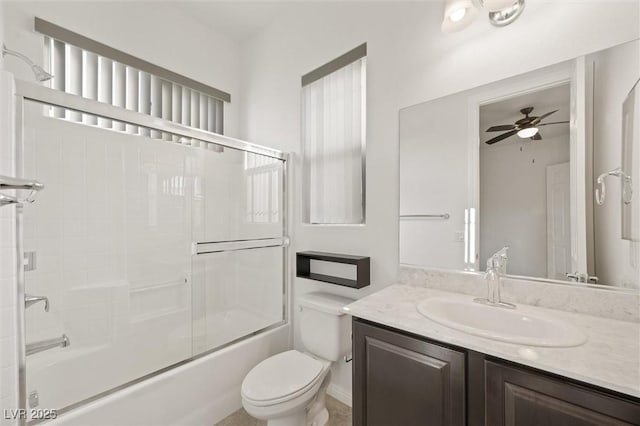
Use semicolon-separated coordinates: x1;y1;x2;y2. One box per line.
302;48;366;224
244;153;281;224
44;36;225;140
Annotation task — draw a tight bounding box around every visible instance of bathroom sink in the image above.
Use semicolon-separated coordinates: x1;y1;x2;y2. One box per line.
416;297;587;347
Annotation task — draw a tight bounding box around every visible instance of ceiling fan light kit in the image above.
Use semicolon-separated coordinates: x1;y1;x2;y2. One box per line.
485;107;569;145
517;127;539;139
441;0;525;33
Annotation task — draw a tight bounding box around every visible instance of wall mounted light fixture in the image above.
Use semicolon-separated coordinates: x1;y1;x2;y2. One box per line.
441;0;526;33
441;0;480;33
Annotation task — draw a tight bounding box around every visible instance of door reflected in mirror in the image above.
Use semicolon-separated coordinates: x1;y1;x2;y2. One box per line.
399;39;640;290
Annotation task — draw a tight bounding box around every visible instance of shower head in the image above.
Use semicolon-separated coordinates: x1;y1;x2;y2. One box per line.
2;44;54;82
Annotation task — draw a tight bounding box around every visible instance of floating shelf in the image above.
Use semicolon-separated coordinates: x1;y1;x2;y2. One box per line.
296;251;370;289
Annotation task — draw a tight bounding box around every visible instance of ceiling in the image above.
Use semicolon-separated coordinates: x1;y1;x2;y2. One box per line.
175;1;294;42
479;83;571;147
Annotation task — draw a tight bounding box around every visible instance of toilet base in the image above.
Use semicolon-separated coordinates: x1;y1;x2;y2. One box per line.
266;411;306;426
259;370;331;426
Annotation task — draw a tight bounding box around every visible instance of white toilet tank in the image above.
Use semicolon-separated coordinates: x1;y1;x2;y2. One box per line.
298;292;355;361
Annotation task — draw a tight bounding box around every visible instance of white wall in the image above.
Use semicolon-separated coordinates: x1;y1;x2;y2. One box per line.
480;135;570;278
591;40;640;288
239;0;640;403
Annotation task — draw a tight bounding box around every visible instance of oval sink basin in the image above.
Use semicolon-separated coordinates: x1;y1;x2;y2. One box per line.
416;297;587;347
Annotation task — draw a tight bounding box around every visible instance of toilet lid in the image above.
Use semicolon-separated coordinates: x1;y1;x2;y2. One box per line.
241;350;324;403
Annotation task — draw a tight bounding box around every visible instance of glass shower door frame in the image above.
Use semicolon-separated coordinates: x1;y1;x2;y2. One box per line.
12;78;289;423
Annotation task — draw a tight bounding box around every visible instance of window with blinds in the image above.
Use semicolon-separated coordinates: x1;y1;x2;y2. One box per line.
245;152;281;224
36;17;228;140
302;43;366;224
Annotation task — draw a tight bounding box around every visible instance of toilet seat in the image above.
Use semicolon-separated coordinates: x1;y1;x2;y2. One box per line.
241;350;326;407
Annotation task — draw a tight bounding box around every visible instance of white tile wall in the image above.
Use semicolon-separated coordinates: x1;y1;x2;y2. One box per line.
0;72;19;426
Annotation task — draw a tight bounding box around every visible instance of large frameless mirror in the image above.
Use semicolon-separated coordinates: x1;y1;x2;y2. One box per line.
399;38;640;290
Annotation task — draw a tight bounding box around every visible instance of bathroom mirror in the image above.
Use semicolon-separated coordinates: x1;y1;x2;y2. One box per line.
399;39;640;290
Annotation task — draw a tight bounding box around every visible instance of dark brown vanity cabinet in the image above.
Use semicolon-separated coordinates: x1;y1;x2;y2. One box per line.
352;319;466;426
486;361;640;426
353;319;640;426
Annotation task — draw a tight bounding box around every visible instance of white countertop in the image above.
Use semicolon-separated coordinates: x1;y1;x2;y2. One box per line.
344;284;640;398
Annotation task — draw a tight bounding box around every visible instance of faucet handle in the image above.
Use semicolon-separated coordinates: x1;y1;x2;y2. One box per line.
25;294;49;312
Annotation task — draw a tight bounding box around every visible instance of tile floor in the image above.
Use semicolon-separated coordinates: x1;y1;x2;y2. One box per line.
215;396;352;426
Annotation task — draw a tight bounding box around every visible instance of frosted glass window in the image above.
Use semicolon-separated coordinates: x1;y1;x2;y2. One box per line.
45;37;225;136
302;50;366;224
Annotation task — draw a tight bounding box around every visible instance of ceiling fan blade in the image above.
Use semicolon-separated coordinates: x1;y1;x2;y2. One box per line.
485;130;518;145
532;109;558;124
538;121;570;127
530;133;542;141
486;124;516;132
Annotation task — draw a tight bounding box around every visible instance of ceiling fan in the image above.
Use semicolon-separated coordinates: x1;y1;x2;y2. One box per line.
485;107;569;145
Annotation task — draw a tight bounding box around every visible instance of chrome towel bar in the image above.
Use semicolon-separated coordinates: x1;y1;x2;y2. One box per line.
400;213;450;220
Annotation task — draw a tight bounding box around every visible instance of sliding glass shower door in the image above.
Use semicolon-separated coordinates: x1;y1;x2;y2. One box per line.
19;98;286;418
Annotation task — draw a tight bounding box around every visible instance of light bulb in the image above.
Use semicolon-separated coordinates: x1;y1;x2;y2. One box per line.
441;0;480;33
449;8;467;22
517;127;539;138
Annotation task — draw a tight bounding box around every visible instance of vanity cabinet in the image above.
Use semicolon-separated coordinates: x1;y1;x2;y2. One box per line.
352;320;466;426
485;361;640;425
353;319;640;426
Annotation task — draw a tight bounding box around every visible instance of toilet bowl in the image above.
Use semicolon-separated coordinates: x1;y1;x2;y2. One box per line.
241;350;331;426
241;292;354;426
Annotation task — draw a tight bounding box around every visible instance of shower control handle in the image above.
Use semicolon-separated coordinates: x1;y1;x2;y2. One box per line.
25;294;49;312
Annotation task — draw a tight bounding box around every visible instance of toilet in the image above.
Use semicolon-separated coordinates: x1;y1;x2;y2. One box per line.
241;292;355;426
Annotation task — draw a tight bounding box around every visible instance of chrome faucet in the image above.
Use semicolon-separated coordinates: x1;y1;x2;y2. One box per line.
474;247;515;309
26;334;70;356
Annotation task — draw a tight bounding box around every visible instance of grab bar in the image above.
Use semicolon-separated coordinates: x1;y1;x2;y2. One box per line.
400;213;450;220
26;334;70;356
195;237;290;255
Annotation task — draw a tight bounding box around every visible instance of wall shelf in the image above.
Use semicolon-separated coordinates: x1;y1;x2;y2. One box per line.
296;251;370;289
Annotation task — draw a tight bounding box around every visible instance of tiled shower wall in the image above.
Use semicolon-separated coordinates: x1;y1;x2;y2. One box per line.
0;73;19;425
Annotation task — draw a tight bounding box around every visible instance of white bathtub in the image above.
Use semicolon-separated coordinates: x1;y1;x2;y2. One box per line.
47;324;289;426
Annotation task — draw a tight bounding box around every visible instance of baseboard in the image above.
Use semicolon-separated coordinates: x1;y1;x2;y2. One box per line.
327;383;352;407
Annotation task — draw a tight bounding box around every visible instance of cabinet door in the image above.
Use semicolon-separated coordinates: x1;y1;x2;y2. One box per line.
353;320;465;426
486;361;640;426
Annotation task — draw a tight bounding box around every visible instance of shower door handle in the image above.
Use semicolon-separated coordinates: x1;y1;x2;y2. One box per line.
25;294;49;312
